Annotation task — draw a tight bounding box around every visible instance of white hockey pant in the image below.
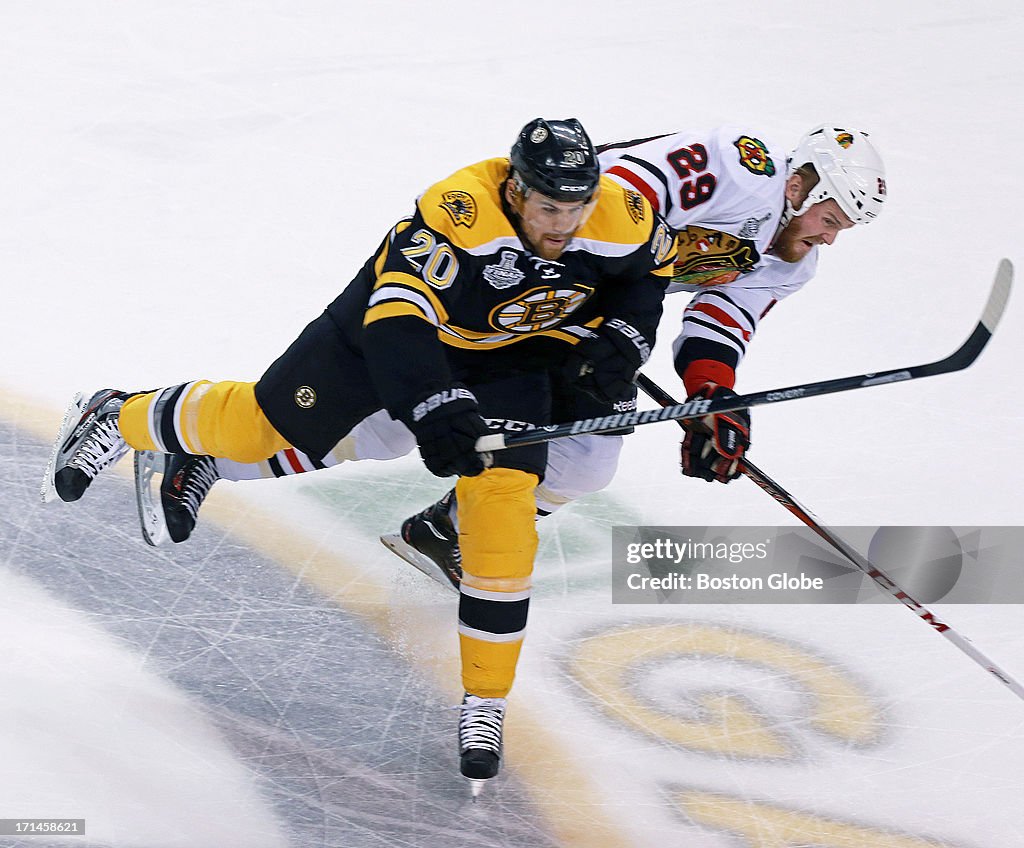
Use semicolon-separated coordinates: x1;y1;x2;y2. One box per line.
212;409;622;514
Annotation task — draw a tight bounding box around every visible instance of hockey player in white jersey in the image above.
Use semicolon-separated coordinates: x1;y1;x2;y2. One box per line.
135;124;886;590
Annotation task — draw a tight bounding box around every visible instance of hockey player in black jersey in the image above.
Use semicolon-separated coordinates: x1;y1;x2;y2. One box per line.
45;117;676;789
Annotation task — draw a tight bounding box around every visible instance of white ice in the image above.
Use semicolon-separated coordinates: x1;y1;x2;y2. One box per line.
1;1;1023;846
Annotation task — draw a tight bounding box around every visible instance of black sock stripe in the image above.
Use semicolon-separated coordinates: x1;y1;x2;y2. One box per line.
155;383;189;454
458;594;530;635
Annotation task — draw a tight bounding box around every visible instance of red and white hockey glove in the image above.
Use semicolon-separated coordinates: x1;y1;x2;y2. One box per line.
680;383;750;484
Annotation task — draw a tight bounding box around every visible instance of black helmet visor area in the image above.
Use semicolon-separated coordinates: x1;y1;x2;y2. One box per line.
510;118;600;202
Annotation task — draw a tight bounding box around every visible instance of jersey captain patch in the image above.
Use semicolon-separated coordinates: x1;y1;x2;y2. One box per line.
489;286;593;333
733;136;776;177
439;190;477;227
673;225;760;286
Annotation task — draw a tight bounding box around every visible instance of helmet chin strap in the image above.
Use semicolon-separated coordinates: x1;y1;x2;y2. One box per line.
772;197;807;247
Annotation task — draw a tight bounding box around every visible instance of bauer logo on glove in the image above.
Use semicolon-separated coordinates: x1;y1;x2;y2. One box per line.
565;318;651;404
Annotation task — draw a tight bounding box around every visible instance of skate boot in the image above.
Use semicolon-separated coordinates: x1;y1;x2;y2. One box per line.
379;489;462;592
135;451;219;546
42;389;130;503
458;693;506;793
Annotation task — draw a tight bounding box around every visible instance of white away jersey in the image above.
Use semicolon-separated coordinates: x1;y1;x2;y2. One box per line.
598;126;820;378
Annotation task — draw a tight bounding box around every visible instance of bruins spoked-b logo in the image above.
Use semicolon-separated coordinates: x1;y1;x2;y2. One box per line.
490;286;592;333
733;135;776;176
439;190;477;227
294;385;317;409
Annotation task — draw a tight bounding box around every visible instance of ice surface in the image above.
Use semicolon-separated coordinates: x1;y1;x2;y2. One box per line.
1;1;1023;845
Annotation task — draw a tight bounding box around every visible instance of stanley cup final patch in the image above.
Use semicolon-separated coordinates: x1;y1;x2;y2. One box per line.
483;250;526;289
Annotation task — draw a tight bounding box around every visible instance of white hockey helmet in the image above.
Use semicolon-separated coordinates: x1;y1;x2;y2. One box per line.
788;125;886;225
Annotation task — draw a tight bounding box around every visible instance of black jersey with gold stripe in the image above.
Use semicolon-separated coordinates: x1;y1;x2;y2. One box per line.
326;157;675;420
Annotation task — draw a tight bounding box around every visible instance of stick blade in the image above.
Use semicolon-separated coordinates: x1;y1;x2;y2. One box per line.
918;259;1013;377
982;258;1014;333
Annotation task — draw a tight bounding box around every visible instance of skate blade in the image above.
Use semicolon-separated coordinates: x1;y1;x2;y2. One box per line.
134;451;169;547
40;391;85;503
379;533;459;594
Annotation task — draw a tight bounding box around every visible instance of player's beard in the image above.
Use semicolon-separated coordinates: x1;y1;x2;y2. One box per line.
770;220;817;263
513;219;574;261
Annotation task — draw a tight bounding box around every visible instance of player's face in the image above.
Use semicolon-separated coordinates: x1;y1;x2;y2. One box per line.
773;198;854;263
509;187;596;260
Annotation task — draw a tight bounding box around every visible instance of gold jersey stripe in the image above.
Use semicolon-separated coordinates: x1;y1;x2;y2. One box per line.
373;219;413;278
363;301;433;327
437;327;581;350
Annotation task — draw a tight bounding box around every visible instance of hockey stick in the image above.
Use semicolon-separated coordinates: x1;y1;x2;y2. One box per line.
634;373;1024;701
475;258;1013;453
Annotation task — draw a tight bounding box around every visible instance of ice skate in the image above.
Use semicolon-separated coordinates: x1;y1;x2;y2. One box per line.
379;490;462;592
135;451;219;546
42;389;130;503
458;693;506;794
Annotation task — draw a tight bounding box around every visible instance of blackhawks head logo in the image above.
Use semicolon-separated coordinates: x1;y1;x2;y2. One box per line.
673;225;760;286
439;190;477;227
733;136;776;177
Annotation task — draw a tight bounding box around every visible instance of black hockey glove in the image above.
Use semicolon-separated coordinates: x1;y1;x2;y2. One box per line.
406;385;492;478
566;318;652;404
680;383;751;484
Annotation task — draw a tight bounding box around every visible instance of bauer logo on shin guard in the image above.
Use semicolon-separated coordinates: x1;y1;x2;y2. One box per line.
294;386;317;408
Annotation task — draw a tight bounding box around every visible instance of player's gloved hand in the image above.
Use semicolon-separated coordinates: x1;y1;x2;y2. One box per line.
407;385;492;478
566;318;651;404
680;382;751;483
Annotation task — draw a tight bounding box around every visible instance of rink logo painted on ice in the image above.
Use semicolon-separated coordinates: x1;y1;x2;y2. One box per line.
733;136;776;176
438;191;477;227
566;621;963;846
489;286;593;333
294;386;317;409
568;622;881;759
483;251;526;289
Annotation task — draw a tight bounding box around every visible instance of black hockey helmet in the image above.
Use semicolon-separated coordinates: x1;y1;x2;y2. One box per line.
509;118;600;202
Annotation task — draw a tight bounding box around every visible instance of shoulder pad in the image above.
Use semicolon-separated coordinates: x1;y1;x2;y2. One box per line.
416;158;516;249
579;175;656;245
714;125;788;183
